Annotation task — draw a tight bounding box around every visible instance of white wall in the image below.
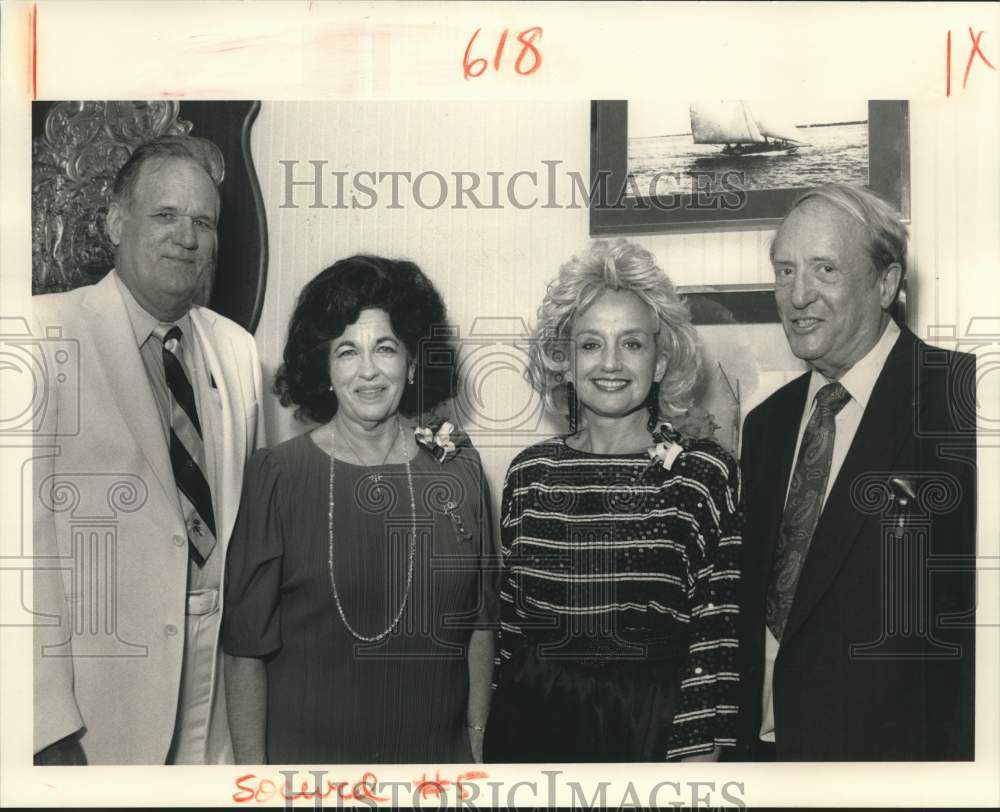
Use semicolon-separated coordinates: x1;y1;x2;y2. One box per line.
249;99;998;500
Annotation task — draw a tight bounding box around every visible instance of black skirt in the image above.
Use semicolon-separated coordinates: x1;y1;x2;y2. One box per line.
484;645;683;763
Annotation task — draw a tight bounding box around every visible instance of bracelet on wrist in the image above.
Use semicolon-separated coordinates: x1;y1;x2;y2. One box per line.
467;723;486;733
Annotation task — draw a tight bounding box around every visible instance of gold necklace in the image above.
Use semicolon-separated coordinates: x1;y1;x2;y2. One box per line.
327;421;417;642
337;418;400;496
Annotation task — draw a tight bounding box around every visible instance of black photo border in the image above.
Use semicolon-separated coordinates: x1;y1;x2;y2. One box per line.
590;100;910;235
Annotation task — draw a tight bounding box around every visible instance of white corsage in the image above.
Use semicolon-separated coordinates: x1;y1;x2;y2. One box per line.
414;420;458;463
647;438;683;471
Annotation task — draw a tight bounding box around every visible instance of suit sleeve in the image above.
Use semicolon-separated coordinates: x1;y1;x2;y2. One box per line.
30;307;85;754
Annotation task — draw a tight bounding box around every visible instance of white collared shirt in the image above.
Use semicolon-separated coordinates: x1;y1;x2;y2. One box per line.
759;318;901;742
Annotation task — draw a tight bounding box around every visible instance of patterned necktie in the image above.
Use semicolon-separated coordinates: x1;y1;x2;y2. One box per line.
154;324;217;567
766;381;852;640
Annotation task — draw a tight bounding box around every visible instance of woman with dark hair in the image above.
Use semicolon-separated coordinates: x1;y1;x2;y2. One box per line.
223;255;497;764
484;239;742;763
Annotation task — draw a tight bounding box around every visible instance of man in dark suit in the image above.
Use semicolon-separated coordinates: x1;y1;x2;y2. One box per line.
737;184;976;760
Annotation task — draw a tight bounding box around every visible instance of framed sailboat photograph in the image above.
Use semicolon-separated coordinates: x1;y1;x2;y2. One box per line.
590;99;909;234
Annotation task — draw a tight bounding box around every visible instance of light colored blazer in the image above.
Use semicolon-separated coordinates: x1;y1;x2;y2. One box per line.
32;271;264;764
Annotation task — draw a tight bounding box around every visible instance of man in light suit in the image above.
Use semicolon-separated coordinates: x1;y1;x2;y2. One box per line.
737;184;976;760
32;135;264;764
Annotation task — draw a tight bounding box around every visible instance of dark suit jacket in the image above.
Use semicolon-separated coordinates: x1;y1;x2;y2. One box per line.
735;325;976;760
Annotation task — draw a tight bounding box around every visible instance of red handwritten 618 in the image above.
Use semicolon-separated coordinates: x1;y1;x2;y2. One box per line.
463;27;543;79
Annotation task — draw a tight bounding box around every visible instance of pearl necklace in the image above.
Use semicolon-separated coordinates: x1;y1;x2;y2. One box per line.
327;421;417;642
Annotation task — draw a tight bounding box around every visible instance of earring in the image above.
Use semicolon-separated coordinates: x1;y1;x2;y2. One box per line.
645;384;660;434
328;384;335;392
566;381;579;435
408;369;415;385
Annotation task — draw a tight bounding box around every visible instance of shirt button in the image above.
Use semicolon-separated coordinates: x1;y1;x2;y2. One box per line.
165;624;179;637
707;602;715;609
694;666;703;675
173;535;186;547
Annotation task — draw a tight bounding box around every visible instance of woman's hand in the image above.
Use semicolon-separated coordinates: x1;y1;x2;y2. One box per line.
467;726;485;763
225;654;268;763
466;629;494;764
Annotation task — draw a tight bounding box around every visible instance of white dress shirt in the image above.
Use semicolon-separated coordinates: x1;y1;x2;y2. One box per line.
759;318;901;742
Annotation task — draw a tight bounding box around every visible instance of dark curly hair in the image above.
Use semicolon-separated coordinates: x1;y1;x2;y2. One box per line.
274;255;455;424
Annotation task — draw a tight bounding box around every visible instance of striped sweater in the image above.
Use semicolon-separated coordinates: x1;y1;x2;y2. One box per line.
496;436;743;758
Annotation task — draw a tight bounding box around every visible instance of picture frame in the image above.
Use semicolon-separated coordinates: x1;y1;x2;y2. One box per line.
590;99;910;235
31;100;268;332
680;284;803;453
683;283;907;453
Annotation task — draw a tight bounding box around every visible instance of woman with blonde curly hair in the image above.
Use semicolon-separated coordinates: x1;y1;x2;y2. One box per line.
484;239;743;762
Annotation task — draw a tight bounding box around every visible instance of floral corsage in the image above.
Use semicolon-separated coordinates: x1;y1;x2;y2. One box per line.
413;418;474;542
642;407;719;477
414;419;461;464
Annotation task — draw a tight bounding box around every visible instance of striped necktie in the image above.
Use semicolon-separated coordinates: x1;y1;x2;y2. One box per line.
154;324;217;567
765;381;852;640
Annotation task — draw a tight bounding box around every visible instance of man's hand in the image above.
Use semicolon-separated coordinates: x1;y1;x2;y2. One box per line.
34;733;87;766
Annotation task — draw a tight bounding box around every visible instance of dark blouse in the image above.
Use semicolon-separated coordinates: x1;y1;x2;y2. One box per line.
223;431;499;764
495;436;743;758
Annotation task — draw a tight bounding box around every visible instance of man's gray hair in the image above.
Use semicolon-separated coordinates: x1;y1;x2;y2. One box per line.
111;134;225;205
773;183;908;281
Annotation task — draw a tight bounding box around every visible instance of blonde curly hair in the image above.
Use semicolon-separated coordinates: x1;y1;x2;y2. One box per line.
526;239;701;422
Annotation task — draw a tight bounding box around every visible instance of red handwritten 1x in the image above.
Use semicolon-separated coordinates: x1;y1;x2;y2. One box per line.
946;27;996;96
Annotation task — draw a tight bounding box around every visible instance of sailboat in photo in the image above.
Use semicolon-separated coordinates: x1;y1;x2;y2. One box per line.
689;101;807;156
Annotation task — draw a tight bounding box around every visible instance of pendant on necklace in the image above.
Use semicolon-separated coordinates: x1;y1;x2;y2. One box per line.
444;500;474;543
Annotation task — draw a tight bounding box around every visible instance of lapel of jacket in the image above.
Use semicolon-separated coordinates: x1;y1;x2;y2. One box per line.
781;326;918;643
189;306;244;548
81;272;180;512
756;372;811;584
